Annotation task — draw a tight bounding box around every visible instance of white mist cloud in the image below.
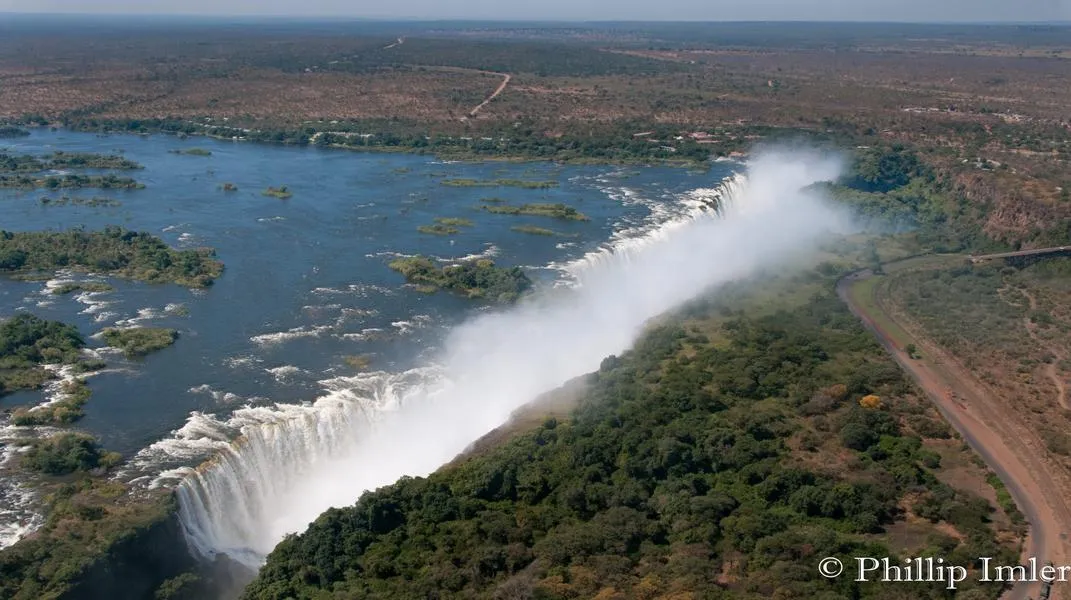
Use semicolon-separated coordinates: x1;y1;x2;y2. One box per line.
176;147;849;566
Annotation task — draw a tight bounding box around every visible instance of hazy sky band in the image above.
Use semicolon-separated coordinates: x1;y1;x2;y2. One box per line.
2;0;1069;22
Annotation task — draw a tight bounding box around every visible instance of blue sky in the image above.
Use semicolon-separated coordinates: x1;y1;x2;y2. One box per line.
1;0;1068;21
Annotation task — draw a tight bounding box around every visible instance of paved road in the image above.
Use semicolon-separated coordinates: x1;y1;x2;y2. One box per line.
839;265;1071;600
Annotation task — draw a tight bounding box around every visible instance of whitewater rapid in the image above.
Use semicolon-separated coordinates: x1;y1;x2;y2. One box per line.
143;152;844;569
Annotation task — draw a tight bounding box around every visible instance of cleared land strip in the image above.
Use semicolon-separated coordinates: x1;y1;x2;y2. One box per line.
840;263;1071;600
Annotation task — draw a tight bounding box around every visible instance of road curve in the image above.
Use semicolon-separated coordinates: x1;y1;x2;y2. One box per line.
838;268;1070;600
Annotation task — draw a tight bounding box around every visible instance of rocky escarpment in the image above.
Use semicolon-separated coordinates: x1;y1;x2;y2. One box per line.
62;503;198;600
0;490;202;600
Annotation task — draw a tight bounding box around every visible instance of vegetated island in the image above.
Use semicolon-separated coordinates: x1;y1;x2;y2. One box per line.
388;255;531;302
20;431;122;475
435;217;474;227
220;182;239;192
1;313;85;394
483;202;589;221
343;354;374;370
0;227;224;288
39;196;122;208
1;151;142;172
0;173;144;190
417;217;475;236
51;282;115;295
262;185;293;199
441;178;558;189
510;225;574;237
0;314;104;426
100;327;178;358
45;151;143;170
169;147;212;156
417;224;459;236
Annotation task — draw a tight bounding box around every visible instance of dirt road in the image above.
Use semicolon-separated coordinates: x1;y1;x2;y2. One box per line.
840;267;1071;600
469;72;510;117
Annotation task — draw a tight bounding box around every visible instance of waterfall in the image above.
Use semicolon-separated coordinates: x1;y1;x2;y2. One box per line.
162;152;845;571
557;172;748;282
163;367;443;565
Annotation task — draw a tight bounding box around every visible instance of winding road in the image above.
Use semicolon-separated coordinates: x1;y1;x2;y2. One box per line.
840;248;1071;600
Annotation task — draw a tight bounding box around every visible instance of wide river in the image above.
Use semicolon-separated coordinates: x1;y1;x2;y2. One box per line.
0;129;740;557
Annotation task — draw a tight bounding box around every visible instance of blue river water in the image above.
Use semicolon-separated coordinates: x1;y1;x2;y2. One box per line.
0;129;733;466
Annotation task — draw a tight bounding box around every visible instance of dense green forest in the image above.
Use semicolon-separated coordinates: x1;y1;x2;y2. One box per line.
0;227;224;287
389;256;533;302
245;281;1016;599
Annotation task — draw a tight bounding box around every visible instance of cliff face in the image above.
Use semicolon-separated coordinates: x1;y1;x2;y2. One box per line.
0;487;204;600
62;507;198;600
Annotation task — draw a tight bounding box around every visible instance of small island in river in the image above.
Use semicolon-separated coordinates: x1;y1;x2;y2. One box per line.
482;202;589;221
388;255;532;303
0;314;104;426
101;327;179;358
1;150;142;172
262;185;293;199
0;227;224;288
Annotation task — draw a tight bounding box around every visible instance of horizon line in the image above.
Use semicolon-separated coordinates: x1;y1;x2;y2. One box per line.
0;12;1069;25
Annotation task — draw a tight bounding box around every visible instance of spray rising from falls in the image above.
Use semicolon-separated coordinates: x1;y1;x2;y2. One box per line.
164;150;847;569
